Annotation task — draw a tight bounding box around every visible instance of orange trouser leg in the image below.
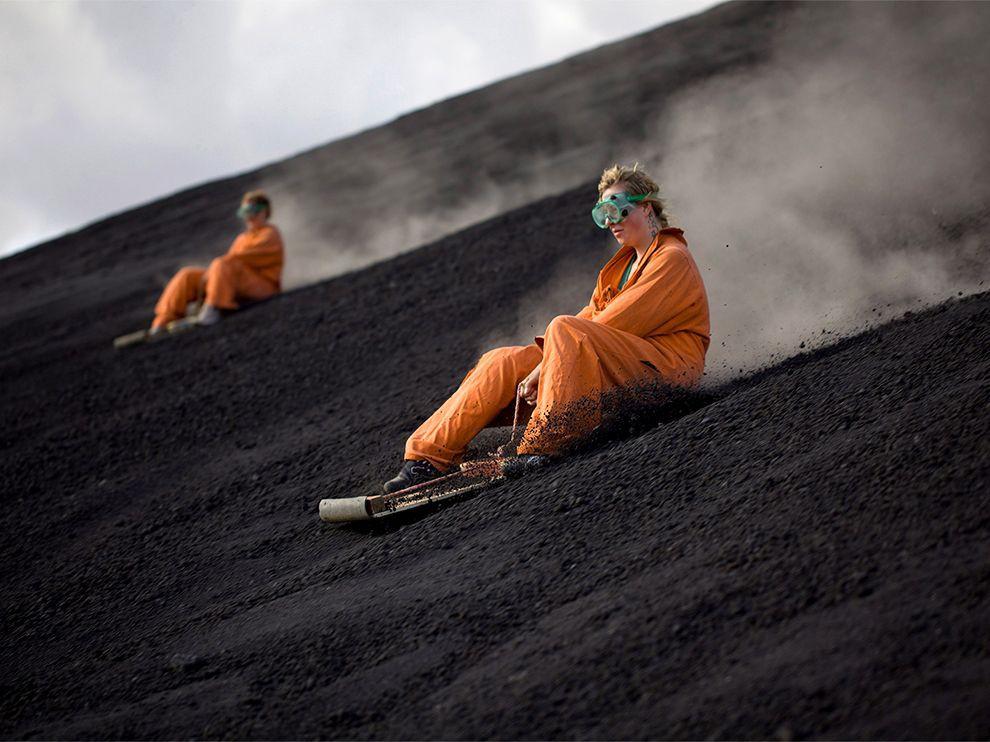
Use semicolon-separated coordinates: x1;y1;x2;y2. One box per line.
405;344;543;470
517;315;691;456
204;256;279;310
153;266;207;329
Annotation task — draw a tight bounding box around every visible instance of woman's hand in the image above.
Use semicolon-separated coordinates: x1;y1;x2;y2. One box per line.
518;362;542;406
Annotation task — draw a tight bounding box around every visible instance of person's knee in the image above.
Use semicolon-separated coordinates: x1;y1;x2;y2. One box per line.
545;314;591;342
208;256;234;275
206;257;240;292
480;344;535;367
479;345;513;364
174;266;200;282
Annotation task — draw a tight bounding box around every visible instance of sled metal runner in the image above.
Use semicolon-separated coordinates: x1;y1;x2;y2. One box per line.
321;397;534;523
319;458;508;523
113;317;201;349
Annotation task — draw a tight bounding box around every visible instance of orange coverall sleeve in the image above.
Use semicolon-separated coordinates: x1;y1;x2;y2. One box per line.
227;229;284;273
590;249;698;338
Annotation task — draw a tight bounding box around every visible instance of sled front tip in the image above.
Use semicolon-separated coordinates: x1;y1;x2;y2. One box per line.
113;329;149;349
319;496;372;522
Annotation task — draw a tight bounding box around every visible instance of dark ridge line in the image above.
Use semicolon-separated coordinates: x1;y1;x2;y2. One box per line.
713;290;989;400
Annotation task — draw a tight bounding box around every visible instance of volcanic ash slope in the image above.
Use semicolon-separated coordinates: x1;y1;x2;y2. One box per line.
0;186;988;738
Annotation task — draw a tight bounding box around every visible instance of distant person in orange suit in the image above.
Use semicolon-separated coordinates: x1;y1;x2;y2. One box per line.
384;163;710;493
150;190;284;333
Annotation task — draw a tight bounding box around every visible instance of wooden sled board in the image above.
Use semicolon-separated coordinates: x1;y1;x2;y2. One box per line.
113;328;172;349
318;456;546;523
113;329;152;349
319;477;500;523
112;317;200;349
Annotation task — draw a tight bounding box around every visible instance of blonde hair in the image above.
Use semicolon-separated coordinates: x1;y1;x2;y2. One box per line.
242;189;272;218
597;163;669;228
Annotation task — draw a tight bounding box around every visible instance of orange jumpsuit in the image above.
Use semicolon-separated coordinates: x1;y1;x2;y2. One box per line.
152;224;284;329
405;228;710;469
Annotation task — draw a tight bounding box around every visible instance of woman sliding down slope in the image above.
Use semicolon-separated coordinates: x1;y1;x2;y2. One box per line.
383;164;711;494
151;190;284;331
114;191;284;348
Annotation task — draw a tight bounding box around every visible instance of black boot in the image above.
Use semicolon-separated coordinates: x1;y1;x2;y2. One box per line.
383;460;443;494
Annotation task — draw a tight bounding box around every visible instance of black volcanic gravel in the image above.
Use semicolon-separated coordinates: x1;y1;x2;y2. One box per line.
1;184;989;740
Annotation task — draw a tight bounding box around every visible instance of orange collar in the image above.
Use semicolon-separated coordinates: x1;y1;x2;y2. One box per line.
600;228;685;293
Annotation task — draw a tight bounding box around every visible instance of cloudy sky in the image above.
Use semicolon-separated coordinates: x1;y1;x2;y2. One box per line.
0;0;715;259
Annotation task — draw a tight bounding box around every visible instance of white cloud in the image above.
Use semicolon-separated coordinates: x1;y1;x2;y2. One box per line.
0;3;160;138
0;0;716;258
532;0;599;58
0;196;50;258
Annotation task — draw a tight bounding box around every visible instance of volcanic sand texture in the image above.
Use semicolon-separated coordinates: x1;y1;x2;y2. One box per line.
1;180;989;738
3;1;990;737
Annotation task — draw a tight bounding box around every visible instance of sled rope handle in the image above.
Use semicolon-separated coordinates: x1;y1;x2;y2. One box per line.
498;391;526;456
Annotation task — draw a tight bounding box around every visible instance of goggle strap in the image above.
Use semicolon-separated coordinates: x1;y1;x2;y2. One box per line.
594;191;653;208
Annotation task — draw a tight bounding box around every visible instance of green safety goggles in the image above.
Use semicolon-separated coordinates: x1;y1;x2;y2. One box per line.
237;202;265;218
591;192;649;229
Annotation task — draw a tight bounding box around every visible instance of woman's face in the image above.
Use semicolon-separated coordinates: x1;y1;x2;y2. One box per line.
601;182;653;249
240;201;268;229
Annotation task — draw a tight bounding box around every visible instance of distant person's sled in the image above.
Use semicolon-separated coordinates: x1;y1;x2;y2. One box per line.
113;317;200;349
113;297;275;349
318;455;545;523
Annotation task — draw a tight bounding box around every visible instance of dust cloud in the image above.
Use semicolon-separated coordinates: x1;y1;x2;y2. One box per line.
268;176;517;290
264;3;989;384
469;3;990;383
655;2;990;381
261;139;567;290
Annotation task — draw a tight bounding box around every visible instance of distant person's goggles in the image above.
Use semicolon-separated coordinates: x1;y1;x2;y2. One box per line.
237;202;266;219
591;192;649;229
